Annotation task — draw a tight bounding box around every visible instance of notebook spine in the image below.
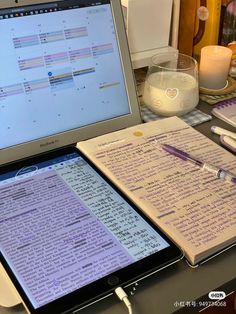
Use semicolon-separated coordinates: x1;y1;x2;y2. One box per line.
215;98;236;109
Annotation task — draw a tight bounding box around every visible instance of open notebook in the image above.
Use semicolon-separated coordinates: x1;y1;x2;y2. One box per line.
0;1;182;313
78;117;236;266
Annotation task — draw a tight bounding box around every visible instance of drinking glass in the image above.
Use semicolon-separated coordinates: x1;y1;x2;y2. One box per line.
143;52;199;116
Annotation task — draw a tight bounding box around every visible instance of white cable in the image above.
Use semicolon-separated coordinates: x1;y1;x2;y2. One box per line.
115;287;133;314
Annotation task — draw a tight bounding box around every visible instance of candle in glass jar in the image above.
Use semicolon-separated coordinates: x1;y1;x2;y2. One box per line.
199;45;232;90
143;71;199;116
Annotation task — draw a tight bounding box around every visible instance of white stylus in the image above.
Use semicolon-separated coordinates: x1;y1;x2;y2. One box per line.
220;135;236;153
211;126;236;140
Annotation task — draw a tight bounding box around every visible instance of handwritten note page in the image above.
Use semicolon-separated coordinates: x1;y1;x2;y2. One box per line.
0;155;170;307
0;170;130;306
78;117;236;264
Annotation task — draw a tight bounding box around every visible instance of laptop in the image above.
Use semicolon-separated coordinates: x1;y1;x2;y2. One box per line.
0;1;183;313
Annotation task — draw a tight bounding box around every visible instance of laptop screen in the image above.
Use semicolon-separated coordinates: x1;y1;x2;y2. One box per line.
0;0;141;165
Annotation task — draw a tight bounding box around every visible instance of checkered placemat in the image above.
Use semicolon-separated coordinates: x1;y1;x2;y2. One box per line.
200;90;236;105
140;105;212;126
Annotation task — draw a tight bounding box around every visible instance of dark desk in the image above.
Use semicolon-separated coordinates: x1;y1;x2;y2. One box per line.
1;101;235;314
195;101;236;148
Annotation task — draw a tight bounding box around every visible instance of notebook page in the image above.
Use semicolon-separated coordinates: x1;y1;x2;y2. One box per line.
78;117;236;264
212;100;236;128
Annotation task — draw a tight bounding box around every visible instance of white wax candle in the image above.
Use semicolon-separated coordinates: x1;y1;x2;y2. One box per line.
199;45;232;90
143;71;199;116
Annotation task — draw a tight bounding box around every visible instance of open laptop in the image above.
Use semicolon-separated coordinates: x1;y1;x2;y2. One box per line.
0;1;183;313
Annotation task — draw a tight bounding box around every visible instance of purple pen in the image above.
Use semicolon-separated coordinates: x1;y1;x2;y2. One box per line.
162;144;236;184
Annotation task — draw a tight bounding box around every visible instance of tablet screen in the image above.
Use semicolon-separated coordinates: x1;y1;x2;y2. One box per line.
0;147;182;313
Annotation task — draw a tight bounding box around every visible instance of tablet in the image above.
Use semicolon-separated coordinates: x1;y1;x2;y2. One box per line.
0;146;183;314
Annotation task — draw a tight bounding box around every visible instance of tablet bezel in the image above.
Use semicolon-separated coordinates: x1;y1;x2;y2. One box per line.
0;145;183;314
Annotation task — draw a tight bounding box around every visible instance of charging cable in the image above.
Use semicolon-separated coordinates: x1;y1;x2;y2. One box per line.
115;287;133;314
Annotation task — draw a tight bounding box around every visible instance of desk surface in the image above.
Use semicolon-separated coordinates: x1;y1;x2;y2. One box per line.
195;101;236;148
0;101;235;314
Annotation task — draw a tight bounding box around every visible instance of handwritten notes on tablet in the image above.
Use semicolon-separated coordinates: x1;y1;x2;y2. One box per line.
78;117;236;265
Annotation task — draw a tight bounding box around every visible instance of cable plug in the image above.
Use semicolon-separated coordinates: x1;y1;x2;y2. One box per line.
115;287;133;314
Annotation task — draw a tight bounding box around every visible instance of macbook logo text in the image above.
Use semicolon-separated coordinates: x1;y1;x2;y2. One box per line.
40;139;59;148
